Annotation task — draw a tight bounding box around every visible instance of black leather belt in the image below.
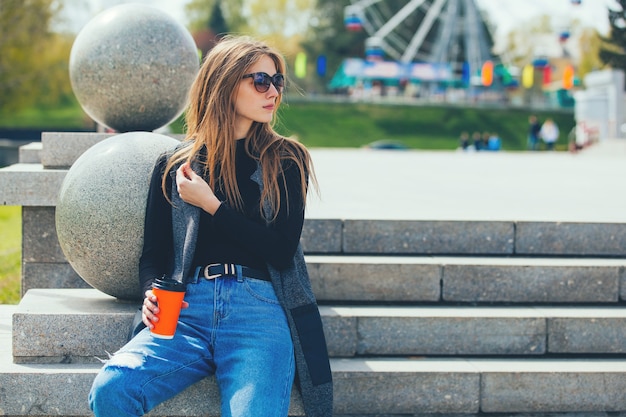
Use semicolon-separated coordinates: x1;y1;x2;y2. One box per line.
203;263;271;282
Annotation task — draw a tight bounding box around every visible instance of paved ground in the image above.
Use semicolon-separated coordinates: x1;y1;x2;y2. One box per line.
306;139;626;222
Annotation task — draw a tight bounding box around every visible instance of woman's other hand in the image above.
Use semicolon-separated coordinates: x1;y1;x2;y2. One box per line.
142;289;189;330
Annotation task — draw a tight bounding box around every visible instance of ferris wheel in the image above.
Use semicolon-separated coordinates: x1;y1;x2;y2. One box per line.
344;0;496;79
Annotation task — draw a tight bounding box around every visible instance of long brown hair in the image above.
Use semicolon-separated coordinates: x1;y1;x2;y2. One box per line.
162;35;316;222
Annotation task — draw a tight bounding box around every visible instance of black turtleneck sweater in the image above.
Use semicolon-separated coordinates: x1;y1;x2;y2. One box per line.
139;139;306;293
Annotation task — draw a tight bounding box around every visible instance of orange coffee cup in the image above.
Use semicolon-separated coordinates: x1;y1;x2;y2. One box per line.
151;278;186;339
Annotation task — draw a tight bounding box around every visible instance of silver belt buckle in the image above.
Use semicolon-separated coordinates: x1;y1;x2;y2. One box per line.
204;263;222;280
203;263;236;280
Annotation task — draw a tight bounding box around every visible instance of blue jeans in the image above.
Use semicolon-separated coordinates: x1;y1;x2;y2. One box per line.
89;267;295;417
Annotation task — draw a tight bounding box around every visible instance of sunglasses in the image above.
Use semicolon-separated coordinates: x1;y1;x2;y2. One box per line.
242;72;285;93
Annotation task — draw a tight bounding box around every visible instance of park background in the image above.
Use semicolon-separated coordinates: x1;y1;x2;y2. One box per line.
1;0;625;304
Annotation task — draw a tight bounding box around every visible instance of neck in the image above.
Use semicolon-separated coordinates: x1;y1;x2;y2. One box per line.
234;120;252;139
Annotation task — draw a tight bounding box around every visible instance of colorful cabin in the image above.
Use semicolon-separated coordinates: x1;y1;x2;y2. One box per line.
365;37;384;61
481;61;494;87
563;65;575;90
344;5;363;31
461;62;471;86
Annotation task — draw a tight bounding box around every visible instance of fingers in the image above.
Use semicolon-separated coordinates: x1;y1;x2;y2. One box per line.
176;162;189;184
184;162;196;179
178;161;196;180
180;161;190;178
142;292;159;329
176;162;200;194
175;163;192;201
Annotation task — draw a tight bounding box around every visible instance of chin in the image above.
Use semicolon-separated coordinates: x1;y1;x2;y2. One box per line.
256;116;274;124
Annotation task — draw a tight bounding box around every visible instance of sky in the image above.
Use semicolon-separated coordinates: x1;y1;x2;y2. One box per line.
475;0;614;36
60;0;616;37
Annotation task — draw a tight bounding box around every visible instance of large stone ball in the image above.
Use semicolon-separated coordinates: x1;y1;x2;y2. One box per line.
69;4;199;132
56;132;179;300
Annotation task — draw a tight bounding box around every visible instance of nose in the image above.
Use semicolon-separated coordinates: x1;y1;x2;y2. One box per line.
267;81;280;96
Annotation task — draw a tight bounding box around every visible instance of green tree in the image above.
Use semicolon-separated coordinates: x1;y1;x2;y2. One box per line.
578;27;603;78
186;0;230;59
247;0;315;40
185;0;244;33
37;33;76;107
301;0;368;92
0;0;64;111
599;0;626;78
207;0;229;36
496;14;556;68
184;0;324;91
185;0;317;57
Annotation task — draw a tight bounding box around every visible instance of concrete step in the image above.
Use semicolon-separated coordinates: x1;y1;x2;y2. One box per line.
5;306;626;416
3;348;626;415
11;289;626;363
0;163;67;206
0;304;304;416
17;141;41;164
325;305;626;357
17;220;626;298
308;255;626;303
332;358;626;415
4;187;626;256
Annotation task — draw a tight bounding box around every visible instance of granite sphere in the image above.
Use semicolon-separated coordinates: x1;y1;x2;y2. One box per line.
69;4;199;132
56;132;179;300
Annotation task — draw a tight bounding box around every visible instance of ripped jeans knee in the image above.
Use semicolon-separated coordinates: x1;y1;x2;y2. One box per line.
89;347;154;417
88;328;213;417
106;350;146;369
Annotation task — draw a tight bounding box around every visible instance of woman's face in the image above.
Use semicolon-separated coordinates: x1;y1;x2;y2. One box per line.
234;55;281;139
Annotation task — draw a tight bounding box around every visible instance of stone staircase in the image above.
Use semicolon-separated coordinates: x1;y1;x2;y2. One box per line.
1;133;626;416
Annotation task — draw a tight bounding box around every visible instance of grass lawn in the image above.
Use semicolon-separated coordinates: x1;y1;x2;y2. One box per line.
274;100;575;151
0;99;575;151
0;102;92;129
0;206;21;304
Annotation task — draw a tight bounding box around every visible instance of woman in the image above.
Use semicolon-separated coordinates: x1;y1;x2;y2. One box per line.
89;36;333;417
